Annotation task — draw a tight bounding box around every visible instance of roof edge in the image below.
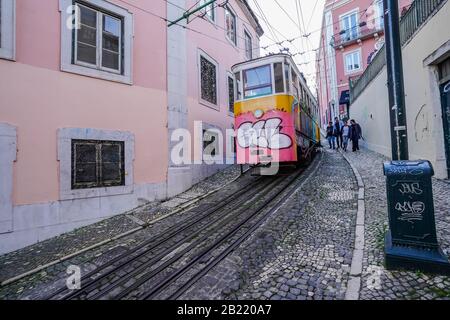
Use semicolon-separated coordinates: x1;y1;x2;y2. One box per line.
238;0;264;37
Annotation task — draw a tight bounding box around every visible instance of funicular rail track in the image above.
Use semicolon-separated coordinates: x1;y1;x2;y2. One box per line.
47;154;320;300
46;175;266;300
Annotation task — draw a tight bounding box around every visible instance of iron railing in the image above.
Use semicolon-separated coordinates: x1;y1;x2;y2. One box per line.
331;23;384;49
350;0;447;103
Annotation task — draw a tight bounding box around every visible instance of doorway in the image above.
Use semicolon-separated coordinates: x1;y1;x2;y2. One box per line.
439;58;450;178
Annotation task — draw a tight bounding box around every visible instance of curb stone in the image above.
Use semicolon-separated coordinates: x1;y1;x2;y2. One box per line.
341;151;366;300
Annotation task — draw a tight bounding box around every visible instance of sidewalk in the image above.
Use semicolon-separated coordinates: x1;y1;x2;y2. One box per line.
342;147;450;300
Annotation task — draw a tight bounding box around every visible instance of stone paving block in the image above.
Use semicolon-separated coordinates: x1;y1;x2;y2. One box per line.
344;148;450;300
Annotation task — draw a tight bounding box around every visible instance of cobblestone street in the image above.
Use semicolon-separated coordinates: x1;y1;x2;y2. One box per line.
1;147;450;300
181;148;358;300
343;148;450;300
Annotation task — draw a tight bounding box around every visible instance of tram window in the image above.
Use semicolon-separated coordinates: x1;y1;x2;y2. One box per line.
243;65;272;98
291;70;299;99
228;76;235;113
274;63;284;93
235;71;242;100
284;64;290;91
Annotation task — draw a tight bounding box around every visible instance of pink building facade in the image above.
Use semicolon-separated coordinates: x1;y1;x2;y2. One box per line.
0;0;262;254
316;0;412;127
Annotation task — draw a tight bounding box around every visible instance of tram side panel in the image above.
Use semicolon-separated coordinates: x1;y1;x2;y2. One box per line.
235;95;297;165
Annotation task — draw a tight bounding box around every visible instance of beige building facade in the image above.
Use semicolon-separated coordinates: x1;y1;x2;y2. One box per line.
349;0;450;179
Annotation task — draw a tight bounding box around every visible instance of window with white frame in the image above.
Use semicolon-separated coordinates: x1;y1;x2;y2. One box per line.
344;50;361;73
199;51;218;107
0;0;15;60
60;0;133;84
199;0;215;22
341;11;359;41
225;5;237;46
244;30;252;60
75;3;122;73
375;0;384;29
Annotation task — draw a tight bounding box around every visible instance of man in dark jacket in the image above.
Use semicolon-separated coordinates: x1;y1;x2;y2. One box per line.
334;117;342;149
326;122;336;149
349;119;362;152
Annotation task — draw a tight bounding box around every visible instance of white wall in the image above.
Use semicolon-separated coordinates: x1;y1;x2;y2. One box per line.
350;0;450;179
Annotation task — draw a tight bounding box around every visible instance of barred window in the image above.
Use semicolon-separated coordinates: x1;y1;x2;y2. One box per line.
203;130;219;157
72;140;125;189
200;54;218;105
228;76;235;113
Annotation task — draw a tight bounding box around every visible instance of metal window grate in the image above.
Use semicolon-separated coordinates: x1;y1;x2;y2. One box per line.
200;56;217;105
71;139;125;189
203;129;218;157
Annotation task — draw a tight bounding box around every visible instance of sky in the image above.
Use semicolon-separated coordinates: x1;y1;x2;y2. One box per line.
247;0;326;93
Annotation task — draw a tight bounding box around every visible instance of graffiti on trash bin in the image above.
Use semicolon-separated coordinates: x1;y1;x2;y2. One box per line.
395;201;425;223
398;182;423;195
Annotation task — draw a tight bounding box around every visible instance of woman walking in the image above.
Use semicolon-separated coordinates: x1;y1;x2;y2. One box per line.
342;121;350;152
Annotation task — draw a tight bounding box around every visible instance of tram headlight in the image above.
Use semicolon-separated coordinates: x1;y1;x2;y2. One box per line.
254;109;264;119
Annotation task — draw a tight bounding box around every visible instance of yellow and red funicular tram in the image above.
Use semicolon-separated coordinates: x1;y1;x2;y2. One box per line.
232;54;321;166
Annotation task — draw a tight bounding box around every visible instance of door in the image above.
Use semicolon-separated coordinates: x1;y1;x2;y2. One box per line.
441;79;450;178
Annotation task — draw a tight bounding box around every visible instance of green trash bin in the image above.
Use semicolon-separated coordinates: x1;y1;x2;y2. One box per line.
383;160;450;274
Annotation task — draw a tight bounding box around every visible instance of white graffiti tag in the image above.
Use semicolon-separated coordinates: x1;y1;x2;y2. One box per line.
395;201;425;223
398;182;423;195
237;118;292;150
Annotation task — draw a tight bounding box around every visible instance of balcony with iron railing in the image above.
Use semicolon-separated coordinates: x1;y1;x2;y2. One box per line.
331;20;385;49
349;0;447;103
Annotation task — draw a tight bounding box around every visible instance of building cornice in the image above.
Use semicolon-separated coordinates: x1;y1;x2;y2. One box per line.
238;0;264;37
324;0;353;13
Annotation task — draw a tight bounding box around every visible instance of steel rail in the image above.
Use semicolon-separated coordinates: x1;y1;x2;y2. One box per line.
47;175;263;300
139;166;308;300
166;157;321;300
90;176;285;300
112;164;307;300
57;176;271;300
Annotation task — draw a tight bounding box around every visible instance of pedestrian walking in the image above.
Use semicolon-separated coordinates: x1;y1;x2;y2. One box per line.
326;122;336;149
349;119;362;152
334;117;342;149
342;120;350;152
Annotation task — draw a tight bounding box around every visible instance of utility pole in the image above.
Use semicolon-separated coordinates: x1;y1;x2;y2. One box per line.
383;0;450;274
168;0;217;27
383;0;408;160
